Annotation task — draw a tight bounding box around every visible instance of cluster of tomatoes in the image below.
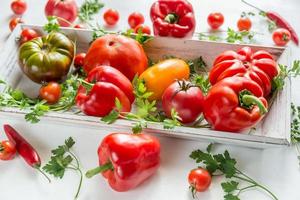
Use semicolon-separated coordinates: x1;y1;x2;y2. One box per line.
207;12;291;46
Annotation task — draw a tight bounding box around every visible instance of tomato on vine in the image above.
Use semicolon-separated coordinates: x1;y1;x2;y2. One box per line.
39;82;62;104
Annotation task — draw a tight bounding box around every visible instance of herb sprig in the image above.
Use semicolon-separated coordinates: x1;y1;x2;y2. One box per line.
190;144;278;200
44;16;60;33
291;103;300;165
43;137;83;199
78;0;104;23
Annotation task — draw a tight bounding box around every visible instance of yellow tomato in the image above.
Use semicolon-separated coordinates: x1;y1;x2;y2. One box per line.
139;58;190;101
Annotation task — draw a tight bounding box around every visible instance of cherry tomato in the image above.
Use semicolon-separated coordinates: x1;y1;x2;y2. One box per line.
74;24;85;29
39;82;62;104
9;17;24;31
134;24;151;35
207;12;224;30
103;9;119;26
272;28;291;46
11;0;27;15
237;17;252;31
128;12;145;29
74;53;86;69
0;140;17;161
162;81;204;124
188;168;211;195
19;28;39;44
139;59;190;101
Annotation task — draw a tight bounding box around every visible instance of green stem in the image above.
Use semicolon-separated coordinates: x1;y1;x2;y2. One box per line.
241;94;268;114
74;169;83;199
241;0;264;12
164;13;179;24
237;184;256;196
35;166;51;183
85;162;114;178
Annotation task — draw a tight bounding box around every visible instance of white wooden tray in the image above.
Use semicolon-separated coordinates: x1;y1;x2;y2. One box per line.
0;24;291;148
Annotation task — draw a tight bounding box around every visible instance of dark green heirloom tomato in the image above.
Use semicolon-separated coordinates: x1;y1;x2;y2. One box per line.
19;32;75;83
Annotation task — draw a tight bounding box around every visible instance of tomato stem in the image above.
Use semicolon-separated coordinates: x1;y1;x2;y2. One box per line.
164;13;179;24
85;162;114;178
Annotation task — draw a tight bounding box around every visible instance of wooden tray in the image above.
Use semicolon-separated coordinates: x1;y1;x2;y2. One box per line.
0;24;291;148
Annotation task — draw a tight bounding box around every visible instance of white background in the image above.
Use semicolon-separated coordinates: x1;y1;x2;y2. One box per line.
0;0;300;200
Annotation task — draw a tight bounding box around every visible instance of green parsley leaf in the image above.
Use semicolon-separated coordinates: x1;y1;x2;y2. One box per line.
221;181;239;193
188;57;207;74
224;194;240;200
192;74;211;95
78;0;104;23
101;109;119;124
163;108;182;129
44;16;60;33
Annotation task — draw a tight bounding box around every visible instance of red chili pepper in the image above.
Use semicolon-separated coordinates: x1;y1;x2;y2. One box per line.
86;132;160;192
209;46;278;97
203;77;268;132
241;0;299;45
3;124;51;182
150;0;196;38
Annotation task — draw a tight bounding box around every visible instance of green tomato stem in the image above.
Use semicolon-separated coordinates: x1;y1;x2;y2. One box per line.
85;162;114;178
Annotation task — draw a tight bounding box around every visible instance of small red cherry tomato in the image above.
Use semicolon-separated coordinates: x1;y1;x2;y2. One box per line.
207;12;224;30
74;53;86;69
237;17;252;31
162;80;204;124
128;12;145;29
20;28;39;44
103;9;119;26
134;24;151;35
11;0;27;15
9;17;24;31
272;28;291;46
39;82;62;104
188;168;212;195
74;24;85;29
0;140;17;161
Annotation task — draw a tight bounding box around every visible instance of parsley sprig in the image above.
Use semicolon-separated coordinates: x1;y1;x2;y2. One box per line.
190;144;278;200
78;0;104;23
44;16;60;33
43;137;83;199
163;108;182;129
291;103;300;165
192;74;211;95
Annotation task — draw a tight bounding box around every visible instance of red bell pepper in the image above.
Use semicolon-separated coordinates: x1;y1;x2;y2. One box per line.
203;77;268;132
150;0;196;38
209;47;278;96
86;132;160;192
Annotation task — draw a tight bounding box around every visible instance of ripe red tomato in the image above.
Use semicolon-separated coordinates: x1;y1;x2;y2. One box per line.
134;24;151;35
207;12;224;30
11;0;27;15
74;53;86;69
9;17;24;31
162;81;204;124
84;34;148;81
103;9;119;26
20;28;39;44
39;82;62;104
45;0;77;27
237;17;252;31
0;140;17;161
272;28;291;46
128;12;145;29
74;24;85;29
188;168;211;194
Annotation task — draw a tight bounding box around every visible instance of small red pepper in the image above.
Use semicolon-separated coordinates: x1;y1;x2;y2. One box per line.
241;0;299;45
3;124;51;182
150;0;196;38
203;77;268;132
86;132;160;192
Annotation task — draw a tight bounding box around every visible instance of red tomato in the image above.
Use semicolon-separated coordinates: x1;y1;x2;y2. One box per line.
87;66;135;103
84;34;148;81
207;12;224;30
272;28;291;46
103;9;119;26
45;0;77;27
188;168;211;194
74;24;85;29
0;140;17;161
162;81;204;124
39;82;62;104
128;12;145;29
9;17;24;31
237;17;252;31
11;0;27;15
134;24;151;35
20;28;39;44
74;53;86;69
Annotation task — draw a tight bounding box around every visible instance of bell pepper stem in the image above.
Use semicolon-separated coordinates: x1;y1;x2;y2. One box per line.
241;95;267;114
164;13;179;24
85;162;114;178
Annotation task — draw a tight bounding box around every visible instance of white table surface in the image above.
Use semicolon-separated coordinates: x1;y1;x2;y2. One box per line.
1;0;300;200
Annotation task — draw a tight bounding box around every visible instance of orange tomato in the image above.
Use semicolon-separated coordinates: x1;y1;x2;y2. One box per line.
139;58;190;101
237;17;252;31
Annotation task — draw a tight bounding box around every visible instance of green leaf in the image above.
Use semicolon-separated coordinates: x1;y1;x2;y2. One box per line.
65;137;75;149
101;109;120;124
163;108;181;129
192;74;211;95
44;16;60;33
224;193;240;200
206;143;213;153
188;57;207;74
132;120;147;134
189;149;219;174
115;98;122;111
78;0;104;23
221;181;239;193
